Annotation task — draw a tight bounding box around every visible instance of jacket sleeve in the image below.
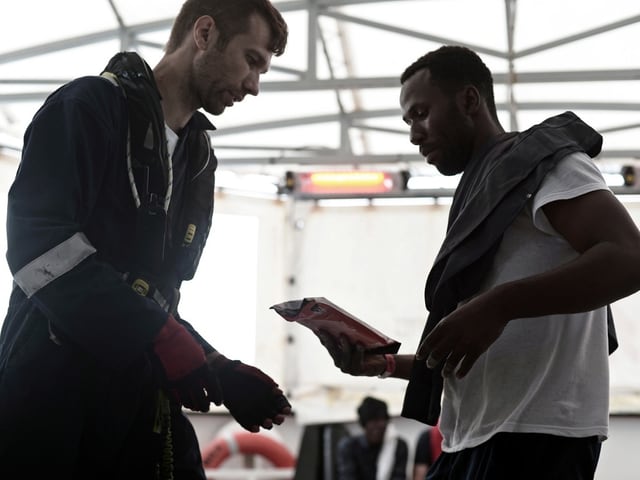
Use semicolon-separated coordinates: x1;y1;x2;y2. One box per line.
6;78;168;369
335;436;358;480
176;315;216;355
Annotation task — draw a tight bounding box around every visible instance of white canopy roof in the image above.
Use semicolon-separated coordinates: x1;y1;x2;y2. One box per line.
1;0;639;182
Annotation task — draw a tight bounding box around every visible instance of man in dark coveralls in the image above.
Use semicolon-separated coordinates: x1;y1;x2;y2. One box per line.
0;0;290;478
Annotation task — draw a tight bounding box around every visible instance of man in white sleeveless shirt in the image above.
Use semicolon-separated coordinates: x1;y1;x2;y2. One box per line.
317;45;640;480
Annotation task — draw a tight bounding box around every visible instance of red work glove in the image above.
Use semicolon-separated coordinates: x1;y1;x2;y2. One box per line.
153;315;223;412
208;353;291;432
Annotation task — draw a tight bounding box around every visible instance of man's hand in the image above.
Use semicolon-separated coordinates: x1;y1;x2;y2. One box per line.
316;331;386;377
153;315;223;412
164;364;223;412
208;353;292;432
416;294;508;378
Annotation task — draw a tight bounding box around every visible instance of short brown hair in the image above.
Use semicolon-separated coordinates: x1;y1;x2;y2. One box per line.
166;0;288;56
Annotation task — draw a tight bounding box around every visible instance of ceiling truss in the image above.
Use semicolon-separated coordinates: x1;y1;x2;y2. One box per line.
1;0;639;166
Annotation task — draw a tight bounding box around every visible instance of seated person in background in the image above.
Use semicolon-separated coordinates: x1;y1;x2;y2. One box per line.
413;425;443;480
336;396;409;480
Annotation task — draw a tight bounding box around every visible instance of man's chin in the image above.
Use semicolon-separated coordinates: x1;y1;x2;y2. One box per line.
430;156;464;176
437;166;462;176
204;104;226;116
427;156;446;174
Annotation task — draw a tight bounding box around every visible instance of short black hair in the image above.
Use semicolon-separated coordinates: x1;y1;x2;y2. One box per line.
357;396;389;426
401;45;499;122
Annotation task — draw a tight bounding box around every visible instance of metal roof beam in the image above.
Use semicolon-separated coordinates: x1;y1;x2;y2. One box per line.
515;13;640;58
214;144;337;153
214;102;640;137
507;101;640;111
4;91;640;116
504;0;519;130
274;0;416;12
213;109;400;136
211;152;422;165
0;19;172;65
502;69;640;83
320;10;508;59
204;149;640;166
0;0;425;65
259;69;640;91
2;68;639;95
599;123;640;134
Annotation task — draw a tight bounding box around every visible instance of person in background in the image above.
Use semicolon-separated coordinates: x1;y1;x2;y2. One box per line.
0;0;290;478
336;396;409;480
413;425;442;480
317;45;640;479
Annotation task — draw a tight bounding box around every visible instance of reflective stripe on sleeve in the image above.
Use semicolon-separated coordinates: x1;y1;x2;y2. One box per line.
13;232;97;298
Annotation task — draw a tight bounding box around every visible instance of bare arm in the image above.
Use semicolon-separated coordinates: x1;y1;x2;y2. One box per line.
501;190;640;314
418;190;640;377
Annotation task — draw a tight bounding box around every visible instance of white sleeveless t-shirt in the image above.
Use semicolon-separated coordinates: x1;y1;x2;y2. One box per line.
440;151;610;452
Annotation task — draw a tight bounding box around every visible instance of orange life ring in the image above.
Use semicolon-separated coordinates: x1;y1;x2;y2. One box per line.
201;431;296;469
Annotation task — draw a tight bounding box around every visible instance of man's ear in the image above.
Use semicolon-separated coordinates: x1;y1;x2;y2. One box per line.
193;15;216;50
461;85;481;115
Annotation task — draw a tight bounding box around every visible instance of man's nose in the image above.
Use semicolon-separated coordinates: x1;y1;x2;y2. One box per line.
243;71;260;97
409;125;425;145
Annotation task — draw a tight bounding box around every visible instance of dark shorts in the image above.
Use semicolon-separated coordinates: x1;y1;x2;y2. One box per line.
426;432;602;480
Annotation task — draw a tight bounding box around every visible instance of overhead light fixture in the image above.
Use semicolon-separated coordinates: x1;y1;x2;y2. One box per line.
284;170;407;196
